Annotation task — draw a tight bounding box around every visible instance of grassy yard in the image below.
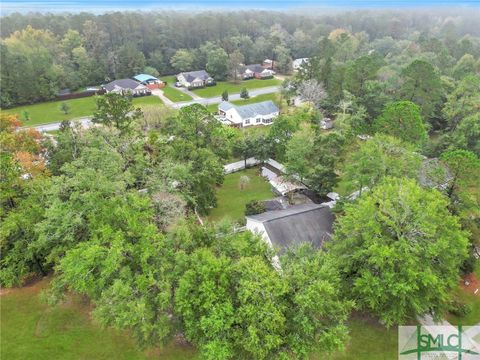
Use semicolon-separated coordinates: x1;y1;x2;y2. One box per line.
192;78;281;98
2;95;163;127
208;167;274;222
160;75;193;102
324;315;398;360
206;93;280;113
0;277;198;360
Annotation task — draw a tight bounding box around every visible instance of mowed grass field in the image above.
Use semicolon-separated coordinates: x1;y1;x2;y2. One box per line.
206;92;280;113
0;277;198;360
160;76;193;102
207;167;274;222
192;77;281;98
1;95;163;127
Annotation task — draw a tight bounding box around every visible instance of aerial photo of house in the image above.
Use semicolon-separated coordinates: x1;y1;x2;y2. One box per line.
102;78;151;96
177;70;215;88
217;100;279;127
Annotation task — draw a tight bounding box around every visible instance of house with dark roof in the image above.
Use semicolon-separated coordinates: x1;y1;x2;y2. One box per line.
102;79;151;96
177;70;215;89
239;64;275;80
246;203;335;254
133;74;165;90
218;100;279;127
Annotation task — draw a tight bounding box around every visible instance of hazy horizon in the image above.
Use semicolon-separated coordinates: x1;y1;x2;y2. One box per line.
1;0;480;15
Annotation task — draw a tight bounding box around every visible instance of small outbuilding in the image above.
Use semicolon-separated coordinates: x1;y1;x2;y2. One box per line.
133;74;165;90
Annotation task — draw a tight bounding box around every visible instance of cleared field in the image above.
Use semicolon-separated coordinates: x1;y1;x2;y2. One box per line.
2;95;163;127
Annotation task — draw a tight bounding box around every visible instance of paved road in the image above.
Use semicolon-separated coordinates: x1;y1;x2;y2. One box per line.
170;86;281;109
31;117;92;132
29;86;280;131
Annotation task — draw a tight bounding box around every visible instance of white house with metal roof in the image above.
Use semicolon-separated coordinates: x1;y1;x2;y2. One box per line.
218;100;279;127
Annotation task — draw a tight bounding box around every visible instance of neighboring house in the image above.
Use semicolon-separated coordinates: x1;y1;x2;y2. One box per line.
292;58;309;71
218;100;279;127
262;58;276;69
239;64;275;79
320;117;334;130
177;70;215;89
102;79;151;96
246;203;335;254
133;73;165;90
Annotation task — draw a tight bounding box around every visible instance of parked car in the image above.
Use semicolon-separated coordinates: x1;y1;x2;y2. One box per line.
174;82;182;87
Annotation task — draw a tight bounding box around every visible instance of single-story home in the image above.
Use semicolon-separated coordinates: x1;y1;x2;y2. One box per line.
102;79;151;96
218;100;279;127
292;58;309;71
239;64;275;80
177;70;215;89
133;74;165;90
246;203;335;254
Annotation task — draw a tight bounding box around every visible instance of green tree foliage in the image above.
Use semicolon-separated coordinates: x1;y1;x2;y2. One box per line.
240;87;249;99
343;55;383;99
245;200;266;216
92;93;142;134
329;178;469;326
173;224;351;360
171;49;194;72
206;47;229;80
343;134;423;195
443;75;480;131
399;60;444;127
374;101;428;147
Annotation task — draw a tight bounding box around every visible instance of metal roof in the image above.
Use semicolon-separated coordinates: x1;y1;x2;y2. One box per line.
220;100;278;120
133;73;159;83
247;204;334;253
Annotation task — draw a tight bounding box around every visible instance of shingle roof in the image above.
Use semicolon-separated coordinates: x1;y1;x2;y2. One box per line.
247;203;335;253
133;74;159;83
104;79;143;91
241;64;265;74
180;70;211;82
234;101;279;119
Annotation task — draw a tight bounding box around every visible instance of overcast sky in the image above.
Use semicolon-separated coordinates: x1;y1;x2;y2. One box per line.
1;0;479;14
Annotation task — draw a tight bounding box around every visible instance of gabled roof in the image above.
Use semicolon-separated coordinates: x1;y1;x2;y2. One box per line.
235;101;279;119
179;70;212;82
103;79;144;91
133;74;159;83
219;101;279;120
247;203;335;253
241;64;266;74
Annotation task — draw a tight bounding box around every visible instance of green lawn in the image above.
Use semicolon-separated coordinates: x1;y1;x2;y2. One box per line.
160;75;193;102
0;278;198;360
2;95;163;127
323;315;398;360
192;78;281;98
208;167;274;222
206;93;280;113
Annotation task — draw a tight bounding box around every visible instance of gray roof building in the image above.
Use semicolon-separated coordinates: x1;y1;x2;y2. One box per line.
219;101;279;119
103;79;146;92
179;70;212;83
246;203;335;254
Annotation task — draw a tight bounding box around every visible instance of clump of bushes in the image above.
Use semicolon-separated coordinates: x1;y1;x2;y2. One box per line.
245;200;266;216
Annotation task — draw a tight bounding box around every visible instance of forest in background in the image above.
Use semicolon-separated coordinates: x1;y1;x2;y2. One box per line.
1;9;480;107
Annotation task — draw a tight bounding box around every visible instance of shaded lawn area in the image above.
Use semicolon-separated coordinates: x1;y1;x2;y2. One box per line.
206;92;280;113
208;167;274;222
0;277;198;360
192;78;281;98
323;314;398;360
446;261;480;326
160;75;193;102
2;95;163;127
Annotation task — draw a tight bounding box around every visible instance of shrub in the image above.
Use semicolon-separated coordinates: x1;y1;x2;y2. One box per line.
245;200;266;216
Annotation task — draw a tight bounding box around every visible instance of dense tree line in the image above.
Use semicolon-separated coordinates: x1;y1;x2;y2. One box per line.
2;9;480;107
